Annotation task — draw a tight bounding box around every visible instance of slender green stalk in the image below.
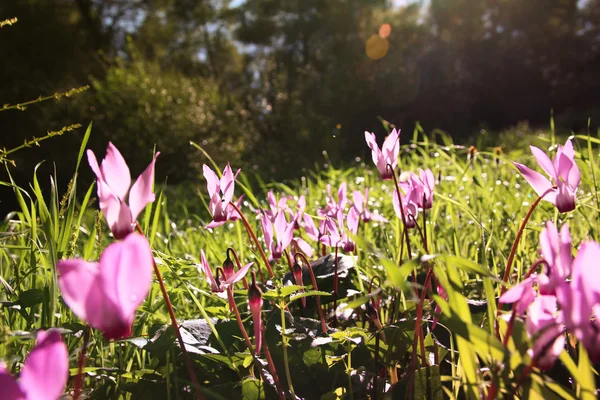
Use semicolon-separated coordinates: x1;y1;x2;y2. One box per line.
280;300;295;398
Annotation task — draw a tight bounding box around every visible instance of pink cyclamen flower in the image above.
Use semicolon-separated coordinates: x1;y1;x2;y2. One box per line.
87;143;159;240
513;139;580;213
57;233;153;339
537;222;572;295
261;212;295;260
248;273;264;354
525;295;565;370
262;190;292;222
556;241;600;361
321;208;359;252
0;330;68;400
322;183;348;218
365;129;400;180
392;188;419;229
199;250;252;293
352;188;388;223
418;169;435;210
203;163;243;228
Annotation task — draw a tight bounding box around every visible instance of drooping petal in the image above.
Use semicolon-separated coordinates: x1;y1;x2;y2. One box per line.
0;363;25;400
513;162;556;201
19;330;68;400
499;276;536;316
101;142;132;200
294;237;314;258
224;262;253;286
128;152;160;221
57;259;103;326
200;250;220;292
98;233;153;328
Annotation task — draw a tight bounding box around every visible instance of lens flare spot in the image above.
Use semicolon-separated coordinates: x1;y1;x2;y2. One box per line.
365;35;389;60
379;23;391;39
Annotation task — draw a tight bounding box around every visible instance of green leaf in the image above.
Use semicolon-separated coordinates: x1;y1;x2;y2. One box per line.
18;289;44;308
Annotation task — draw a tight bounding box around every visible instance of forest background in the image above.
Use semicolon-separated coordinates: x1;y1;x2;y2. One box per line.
2;0;600;213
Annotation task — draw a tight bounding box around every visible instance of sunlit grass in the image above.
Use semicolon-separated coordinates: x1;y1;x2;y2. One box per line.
1;125;599;399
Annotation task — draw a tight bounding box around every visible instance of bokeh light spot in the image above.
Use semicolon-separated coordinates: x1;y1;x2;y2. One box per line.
379;23;391;39
365;35;389;60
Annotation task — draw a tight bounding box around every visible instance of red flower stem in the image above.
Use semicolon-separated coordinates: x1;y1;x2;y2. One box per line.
228;201;273;280
73;326;90;400
227;247;249;290
284;249;294;274
500;188;554;292
262;326;286;399
227;290;285;400
295;252;328;333
368;276;381;310
227;289;255;354
135;224;204;400
502;259;547;346
495;188;553;337
388;163;413;260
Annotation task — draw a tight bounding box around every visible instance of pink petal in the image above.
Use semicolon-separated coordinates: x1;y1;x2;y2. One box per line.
19;330;68;400
273;211;288;238
250;297;263;354
221;163;236;204
128;152;160;221
101;143;132;200
103;198;134;240
202;164;220;198
297;195;306;212
364;131;381;166
352;190;364;213
57;259;103;325
280;220;296;250
382;128;400;161
200;250;220;292
294;238;314;258
99;233;153;327
338;182;347;207
540;221;559;266
87;149;103;181
206;219;226;229
225;262;253;286
561;139;575;159
0;363;25;400
347;207;359;234
261;214;274;250
530;146;557;181
513;162;556;200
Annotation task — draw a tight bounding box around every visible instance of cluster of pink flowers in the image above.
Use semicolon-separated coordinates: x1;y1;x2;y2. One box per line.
1;143;160;399
500;222;600;368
